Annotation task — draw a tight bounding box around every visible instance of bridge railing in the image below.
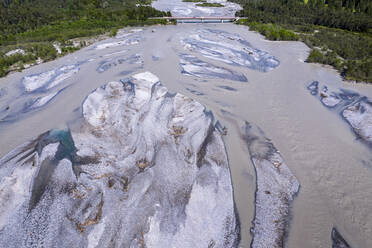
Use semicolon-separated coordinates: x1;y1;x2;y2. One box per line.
149;16;245;23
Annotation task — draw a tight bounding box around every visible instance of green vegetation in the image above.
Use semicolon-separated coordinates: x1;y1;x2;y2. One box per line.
233;0;372;32
300;26;372;82
196;2;224;7
238;21;299;41
182;0;206;2
0;0;170;77
232;0;372;83
0;43;58;76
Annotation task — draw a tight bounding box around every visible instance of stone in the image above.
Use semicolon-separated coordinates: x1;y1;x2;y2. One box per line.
0;72;239;248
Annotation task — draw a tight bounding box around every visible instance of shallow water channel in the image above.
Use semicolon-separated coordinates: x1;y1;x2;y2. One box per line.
1;3;372;248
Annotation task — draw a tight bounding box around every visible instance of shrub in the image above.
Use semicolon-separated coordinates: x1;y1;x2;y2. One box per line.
247;22;299;41
306;49;326;63
109;28;119;37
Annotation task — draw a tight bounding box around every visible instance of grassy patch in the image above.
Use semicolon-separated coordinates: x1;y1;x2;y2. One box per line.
0;18;169;77
0;1;170;77
237;19;372;83
306;49;343;69
232;0;372;83
238;21;299;41
0;43;58;77
297;25;372;82
196;3;224;7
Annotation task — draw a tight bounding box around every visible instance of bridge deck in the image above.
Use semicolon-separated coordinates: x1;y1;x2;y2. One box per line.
149;16;246;23
165;16;235;19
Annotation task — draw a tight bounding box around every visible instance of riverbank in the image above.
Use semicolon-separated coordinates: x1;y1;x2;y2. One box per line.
0;1;171;77
232;0;372;84
1;23;372;247
1;1;372;247
236;20;372;84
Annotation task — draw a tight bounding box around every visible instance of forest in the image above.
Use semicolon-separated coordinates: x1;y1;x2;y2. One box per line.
233;0;372;32
232;0;372;83
0;0;170;76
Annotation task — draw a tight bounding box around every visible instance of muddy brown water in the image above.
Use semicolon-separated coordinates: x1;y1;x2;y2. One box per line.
1;24;372;248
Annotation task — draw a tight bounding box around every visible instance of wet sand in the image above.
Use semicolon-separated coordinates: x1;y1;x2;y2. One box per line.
1;23;372;248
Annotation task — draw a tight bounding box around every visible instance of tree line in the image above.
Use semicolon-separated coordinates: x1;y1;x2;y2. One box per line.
232;0;372;33
0;0;170;77
231;0;372;82
0;0;169;40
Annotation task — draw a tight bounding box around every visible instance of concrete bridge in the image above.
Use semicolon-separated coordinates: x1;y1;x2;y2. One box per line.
150;16;245;23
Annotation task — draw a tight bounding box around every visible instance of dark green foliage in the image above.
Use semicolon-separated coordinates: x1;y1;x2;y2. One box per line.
298;26;371;82
232;0;372;33
300;27;372;60
306;49;342;69
109;28;119;37
0;0;169;77
307;49;326;63
195;2;224;7
0;0;168;38
240;21;299;41
233;0;372;83
0;42;58;76
343;59;372;82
